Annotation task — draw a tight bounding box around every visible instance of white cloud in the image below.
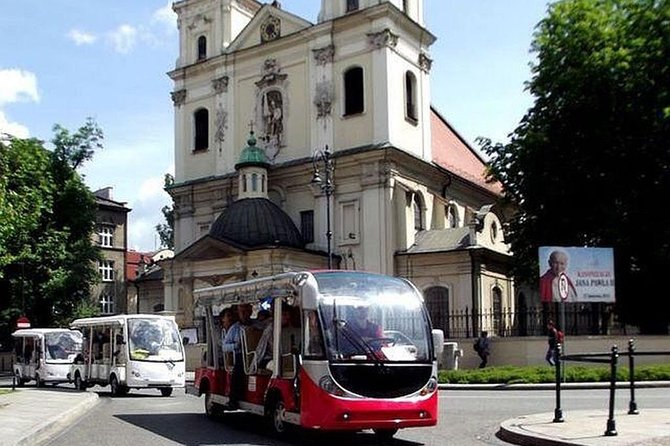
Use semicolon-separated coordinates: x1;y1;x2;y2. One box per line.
67;29;97;46
152;2;177;31
107;24;138;54
0;69;39;106
0;111;30;139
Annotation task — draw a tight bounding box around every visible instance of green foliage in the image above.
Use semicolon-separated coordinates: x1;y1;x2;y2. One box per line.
439;364;670;384
479;0;670;333
155;173;175;250
0;120;103;347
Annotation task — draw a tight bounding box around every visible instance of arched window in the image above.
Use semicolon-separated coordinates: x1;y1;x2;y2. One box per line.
242;174;247;192
251;173;258;192
193;108;209;151
413;193;424;231
344;67;364;116
424;286;450;337
197;36;207;61
446;205;459;228
405;71;417;123
346;0;359;12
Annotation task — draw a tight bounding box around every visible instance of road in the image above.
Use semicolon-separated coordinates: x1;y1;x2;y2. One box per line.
44;387;670;446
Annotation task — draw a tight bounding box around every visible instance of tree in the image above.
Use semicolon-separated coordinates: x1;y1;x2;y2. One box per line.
155;173;175;250
0;120;103;345
479;0;670;333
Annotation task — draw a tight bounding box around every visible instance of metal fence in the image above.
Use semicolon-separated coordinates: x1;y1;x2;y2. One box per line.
434;303;627;339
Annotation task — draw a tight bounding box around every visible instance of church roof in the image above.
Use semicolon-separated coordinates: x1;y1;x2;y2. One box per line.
209;198;303;249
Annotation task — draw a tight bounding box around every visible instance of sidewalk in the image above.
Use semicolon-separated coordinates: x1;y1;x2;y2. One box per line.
0;377;668;446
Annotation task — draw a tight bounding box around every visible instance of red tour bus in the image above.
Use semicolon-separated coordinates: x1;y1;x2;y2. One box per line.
187;270;440;440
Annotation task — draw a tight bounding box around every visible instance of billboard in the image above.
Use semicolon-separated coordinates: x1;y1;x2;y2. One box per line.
538;247;615;303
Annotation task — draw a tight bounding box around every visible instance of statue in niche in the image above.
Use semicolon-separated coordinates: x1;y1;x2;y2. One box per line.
262;90;283;159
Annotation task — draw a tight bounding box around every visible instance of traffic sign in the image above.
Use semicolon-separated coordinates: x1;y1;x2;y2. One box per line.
16;315;31;329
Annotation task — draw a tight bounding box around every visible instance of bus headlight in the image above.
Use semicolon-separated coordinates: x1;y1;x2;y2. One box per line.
319;375;345;396
420;377;438;395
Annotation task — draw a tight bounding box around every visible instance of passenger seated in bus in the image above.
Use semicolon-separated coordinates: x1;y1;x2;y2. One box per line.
256;305;301;372
222;303;253;407
217;307;237;367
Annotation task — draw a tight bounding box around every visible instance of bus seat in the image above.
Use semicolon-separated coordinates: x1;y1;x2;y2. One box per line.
280;353;296;378
241;327;264;375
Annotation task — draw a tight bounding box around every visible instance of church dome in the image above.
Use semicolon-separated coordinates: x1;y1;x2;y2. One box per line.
209;198;304;249
235;131;269;169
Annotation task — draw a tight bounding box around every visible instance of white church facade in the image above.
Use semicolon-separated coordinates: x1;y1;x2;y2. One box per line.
164;0;515;340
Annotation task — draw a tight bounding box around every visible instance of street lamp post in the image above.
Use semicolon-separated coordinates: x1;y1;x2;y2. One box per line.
312;145;335;269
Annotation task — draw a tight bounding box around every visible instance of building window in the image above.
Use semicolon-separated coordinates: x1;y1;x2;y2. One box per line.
100;293;114;315
300;210;314;244
251;173;258;192
98;260;114;282
194;108;209;151
346;0;359;12
492;286;503;336
413;193;423;231
446;205;459;228
344;67;364;116
405;71;418;123
197;36;207;61
424;286;450;337
98;226;114;247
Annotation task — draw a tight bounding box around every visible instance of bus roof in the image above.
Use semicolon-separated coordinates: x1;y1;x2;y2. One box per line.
69;314;176;328
12;328;79;337
194;271;306;306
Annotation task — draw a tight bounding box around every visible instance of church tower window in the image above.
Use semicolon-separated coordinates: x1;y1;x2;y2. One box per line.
197;36;207;61
344;66;364;116
346;0;359;12
413;193;424;231
405;71;418;123
194;108;209;151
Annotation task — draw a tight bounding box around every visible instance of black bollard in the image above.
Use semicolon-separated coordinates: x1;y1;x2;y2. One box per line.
628;339;638;415
605;345;618;436
553;343;564;423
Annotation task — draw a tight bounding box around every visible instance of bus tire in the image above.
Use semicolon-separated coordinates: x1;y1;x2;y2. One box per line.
15;371;25;387
74;373;86;391
160;387;173;397
204;391;222;418
110;375;124;397
269;398;290;437
373;428;398;441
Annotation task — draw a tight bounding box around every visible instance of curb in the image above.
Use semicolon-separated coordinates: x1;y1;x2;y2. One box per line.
438;381;670;391
16;391;99;446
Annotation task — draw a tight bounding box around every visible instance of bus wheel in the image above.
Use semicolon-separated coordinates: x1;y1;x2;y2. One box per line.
160;387;173;397
74;373;86;391
269;398;289;436
110;376;124;397
15;372;25;387
204;392;222;418
373;428;398;441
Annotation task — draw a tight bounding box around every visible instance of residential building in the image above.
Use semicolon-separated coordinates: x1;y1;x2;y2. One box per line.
93;187;130;315
165;0;515;340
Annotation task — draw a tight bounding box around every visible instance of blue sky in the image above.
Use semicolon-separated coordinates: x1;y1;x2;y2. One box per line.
0;0;549;252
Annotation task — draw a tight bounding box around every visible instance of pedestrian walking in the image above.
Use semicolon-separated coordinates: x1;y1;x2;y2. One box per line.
474;331;490;368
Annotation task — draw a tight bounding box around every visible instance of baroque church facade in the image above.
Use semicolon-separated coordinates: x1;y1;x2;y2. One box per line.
165;0;515;341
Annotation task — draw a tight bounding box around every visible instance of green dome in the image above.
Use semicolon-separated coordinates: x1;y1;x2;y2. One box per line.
235;131;269;169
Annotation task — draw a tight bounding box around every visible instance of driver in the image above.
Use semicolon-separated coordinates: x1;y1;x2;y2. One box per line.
349;305;382;339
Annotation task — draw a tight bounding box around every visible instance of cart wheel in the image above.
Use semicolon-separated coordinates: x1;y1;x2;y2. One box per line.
204;391;223;418
269;398;289;436
373;428;398;441
35;373;44;388
160;387;173;397
74;372;86;391
15;372;25;387
110;375;123;397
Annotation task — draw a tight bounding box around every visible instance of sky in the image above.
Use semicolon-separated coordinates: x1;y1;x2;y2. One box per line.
0;0;550;253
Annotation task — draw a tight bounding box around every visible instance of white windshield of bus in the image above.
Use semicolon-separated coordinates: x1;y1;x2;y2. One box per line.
128;318;184;362
313;272;431;362
44;331;83;363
